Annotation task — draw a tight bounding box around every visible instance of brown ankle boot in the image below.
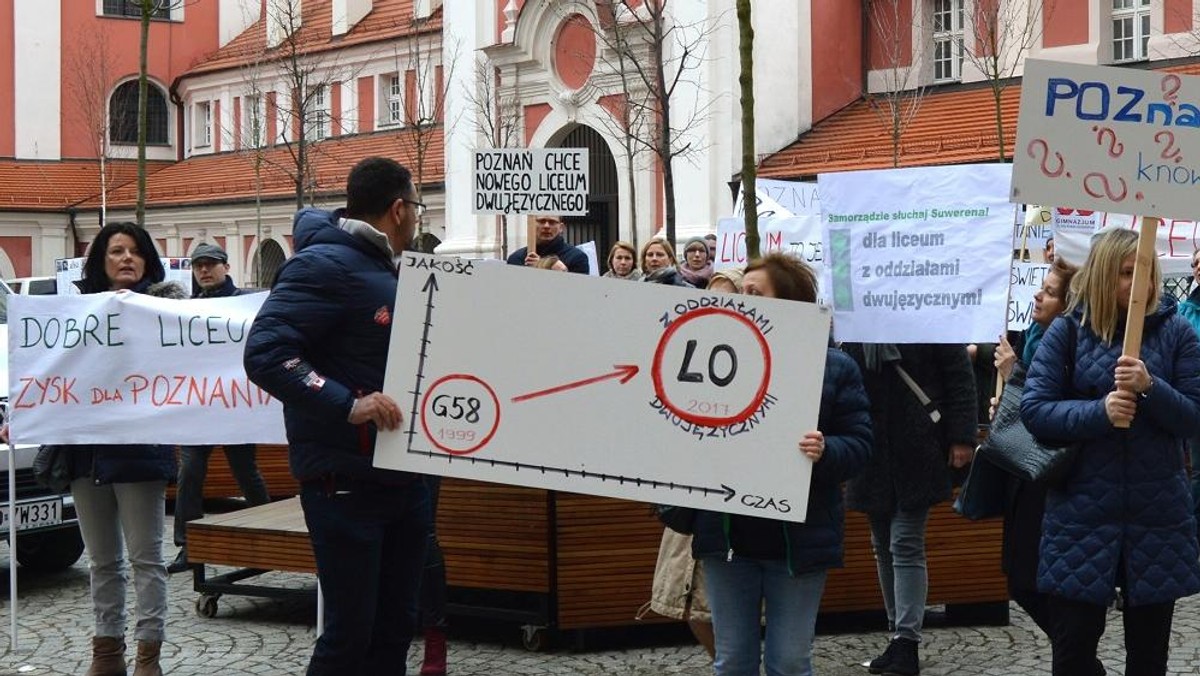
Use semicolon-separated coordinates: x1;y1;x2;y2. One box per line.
85;636;127;676
131;640;162;676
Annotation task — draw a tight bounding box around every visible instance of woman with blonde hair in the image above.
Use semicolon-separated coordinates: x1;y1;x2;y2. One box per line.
640;239;691;287
603;241;642;280
1022;228;1200;676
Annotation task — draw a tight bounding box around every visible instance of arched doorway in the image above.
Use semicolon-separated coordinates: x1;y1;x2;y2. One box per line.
253;239;287;288
553;125;618;272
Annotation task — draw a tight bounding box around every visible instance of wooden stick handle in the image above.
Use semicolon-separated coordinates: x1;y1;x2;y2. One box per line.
526;220;537;264
1114;216;1160;429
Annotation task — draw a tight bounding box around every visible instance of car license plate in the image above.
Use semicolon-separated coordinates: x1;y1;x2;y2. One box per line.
0;497;63;532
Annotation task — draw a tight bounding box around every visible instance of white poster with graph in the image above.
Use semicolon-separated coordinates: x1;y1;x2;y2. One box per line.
374;254;833;522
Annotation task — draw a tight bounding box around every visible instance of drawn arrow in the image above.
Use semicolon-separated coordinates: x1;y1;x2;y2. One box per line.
511;364;640;403
405;273;439;450
407;447;734;498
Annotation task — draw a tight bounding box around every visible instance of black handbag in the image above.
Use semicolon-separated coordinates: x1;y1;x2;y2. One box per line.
954;449;1008;520
33;445;72;493
654;504;697;535
978;320;1079;486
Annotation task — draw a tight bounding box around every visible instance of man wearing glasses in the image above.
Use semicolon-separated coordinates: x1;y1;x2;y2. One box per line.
505;214;590;273
245;157;432;676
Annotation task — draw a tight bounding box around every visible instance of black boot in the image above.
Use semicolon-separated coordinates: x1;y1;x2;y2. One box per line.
868;638;901;674
883;637;919;676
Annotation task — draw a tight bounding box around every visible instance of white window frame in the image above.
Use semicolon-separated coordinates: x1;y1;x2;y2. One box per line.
194;101;212;148
1112;0;1152;63
307;85;330;142
380;73;405;127
242;94;263;148
931;0;965;84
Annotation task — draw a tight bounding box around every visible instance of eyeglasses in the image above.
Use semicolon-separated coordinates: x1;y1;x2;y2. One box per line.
402;198;427;217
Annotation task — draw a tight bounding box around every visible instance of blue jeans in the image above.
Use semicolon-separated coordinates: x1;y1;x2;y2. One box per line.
869;508;930;642
301;479;431;676
704;555;827;676
174;444;270;546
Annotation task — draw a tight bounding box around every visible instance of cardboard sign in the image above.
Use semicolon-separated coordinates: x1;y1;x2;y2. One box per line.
714;216;825;292
1050;208;1199;275
472;148;589;216
7;293;285;445
1008;262;1050;331
820;164;1014;343
733;179;820;217
375;253;833;523
1013;59;1200;221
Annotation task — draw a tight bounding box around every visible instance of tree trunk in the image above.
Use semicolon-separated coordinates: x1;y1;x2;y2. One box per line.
737;0;759;260
652;7;676;246
136;1;151;226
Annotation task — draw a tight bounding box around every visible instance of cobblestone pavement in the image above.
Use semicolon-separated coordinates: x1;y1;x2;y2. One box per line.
3;517;1200;675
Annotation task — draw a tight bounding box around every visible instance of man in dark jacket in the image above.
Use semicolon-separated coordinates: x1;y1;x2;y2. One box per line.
169;242;270;574
245;158;430;676
506;215;589;273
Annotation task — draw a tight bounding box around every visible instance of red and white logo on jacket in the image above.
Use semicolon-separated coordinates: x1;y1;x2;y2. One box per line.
374;306;392;326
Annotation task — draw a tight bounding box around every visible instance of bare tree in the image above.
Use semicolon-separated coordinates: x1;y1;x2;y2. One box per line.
135;0;189;225
65;31;114;228
866;0;927;168
736;0;758;260
387;18;460;250
591;0;718;246
961;0;1051;161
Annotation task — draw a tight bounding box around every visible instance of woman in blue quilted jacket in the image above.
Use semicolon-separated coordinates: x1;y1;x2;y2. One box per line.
1021;228;1200;676
1177;247;1200;538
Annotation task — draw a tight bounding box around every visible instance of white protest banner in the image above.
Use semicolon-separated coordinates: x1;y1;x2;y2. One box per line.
1013;59;1200;221
473;148;589;216
714;216;825;282
733;179;819;217
7;293;285;445
1051;208;1200;275
1008;262;1050;331
578;240;600;275
54;257;193;295
820;164;1014;343
376;253;832;523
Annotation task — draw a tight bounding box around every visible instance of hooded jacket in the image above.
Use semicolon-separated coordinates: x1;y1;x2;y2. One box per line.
244;208;416;484
1021;300;1200;606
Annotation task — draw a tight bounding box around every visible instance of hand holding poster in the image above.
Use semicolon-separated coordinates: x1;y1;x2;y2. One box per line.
820;164;1014;343
8;293;285;445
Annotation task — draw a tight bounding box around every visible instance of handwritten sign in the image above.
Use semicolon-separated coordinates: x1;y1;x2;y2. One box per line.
733;179;820;217
1013;59;1200;221
375;253;833;523
1048;207;1199;274
820;164;1014;343
7;293;285;445
1008;262;1050;331
472;148;589;216
714;216;825;291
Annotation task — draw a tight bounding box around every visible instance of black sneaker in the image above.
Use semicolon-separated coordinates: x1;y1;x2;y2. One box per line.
867;639;901;674
167;548;192;575
882;637;919;676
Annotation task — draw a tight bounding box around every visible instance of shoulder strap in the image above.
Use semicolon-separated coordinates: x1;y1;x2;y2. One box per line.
892;363;943;423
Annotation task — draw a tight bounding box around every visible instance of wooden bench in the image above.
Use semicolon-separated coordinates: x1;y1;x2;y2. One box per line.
185;478;1008;631
168;444;299;500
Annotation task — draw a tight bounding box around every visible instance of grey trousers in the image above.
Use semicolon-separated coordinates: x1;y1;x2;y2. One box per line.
174;444;270;546
869;507;931;643
71;478;168;642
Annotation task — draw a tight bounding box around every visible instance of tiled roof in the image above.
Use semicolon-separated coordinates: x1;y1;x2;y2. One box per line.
0;160;166;212
187;0;441;77
86;128;444;209
758;84;1021;179
759;59;1200;179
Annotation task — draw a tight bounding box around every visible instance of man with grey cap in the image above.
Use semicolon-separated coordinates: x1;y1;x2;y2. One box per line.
168;242;271;573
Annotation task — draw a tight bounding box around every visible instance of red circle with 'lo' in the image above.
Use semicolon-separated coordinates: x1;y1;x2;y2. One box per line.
420;374;501;455
650;307;772;427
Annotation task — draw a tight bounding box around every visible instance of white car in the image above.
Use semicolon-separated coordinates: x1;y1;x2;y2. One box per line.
5;276;57;296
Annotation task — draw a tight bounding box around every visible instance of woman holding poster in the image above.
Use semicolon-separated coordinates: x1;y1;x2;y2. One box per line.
690;254;872;676
1022;229;1200;676
68;222;180;676
1178;247;1200;543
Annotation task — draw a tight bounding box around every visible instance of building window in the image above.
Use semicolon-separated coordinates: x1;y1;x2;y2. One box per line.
193;101;212;147
307;85;329;141
243;94;263;147
1113;0;1151;63
102;0;170;19
108;80;170;145
380;73;404;127
932;0;964;83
